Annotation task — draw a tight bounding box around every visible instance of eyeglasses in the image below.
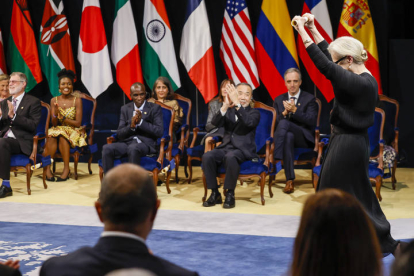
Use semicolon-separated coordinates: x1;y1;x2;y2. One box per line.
334;56;348;64
9;80;24;84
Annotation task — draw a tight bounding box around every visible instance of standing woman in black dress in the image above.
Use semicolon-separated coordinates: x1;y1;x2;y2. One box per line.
292;13;401;256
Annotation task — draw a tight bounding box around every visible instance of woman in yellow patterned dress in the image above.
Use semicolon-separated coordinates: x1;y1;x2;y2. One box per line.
148;76;183;142
43;69;86;182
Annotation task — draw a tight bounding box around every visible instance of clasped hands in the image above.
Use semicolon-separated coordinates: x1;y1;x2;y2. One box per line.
291;13;315;31
221;83;240;113
282;99;297;117
131;110;142;129
0;100;16;119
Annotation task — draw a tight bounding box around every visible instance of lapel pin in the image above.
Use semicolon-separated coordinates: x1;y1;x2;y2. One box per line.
298;103;301;106
144;111;147;114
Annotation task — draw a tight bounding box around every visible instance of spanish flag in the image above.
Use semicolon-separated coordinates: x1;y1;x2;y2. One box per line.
255;0;298;100
337;0;382;94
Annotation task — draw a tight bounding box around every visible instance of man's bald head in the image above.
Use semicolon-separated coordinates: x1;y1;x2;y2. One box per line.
99;164;157;229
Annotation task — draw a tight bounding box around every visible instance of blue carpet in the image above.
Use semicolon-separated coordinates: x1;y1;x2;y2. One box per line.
0;221;405;276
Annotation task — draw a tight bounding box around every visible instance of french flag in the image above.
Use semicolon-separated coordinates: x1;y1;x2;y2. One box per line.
298;0;334;102
180;0;218;103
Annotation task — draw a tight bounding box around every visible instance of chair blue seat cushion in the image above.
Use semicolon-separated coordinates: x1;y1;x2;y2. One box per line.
294;148;317;160
369;163;384;178
187;145;204;157
98;156;170;171
217;159;269;175
11;154;44;167
313;165;321;177
171;144;182;157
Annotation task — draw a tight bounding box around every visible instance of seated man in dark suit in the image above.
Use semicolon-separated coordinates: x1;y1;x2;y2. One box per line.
102;82;163;174
202;83;260;209
0;72;42;198
40;163;199;276
273;68;318;194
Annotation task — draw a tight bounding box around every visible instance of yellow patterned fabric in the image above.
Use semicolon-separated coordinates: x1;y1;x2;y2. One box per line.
48;97;87;148
148;98;183;132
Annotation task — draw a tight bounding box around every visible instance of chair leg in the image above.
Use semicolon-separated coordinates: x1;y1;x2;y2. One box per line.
165;171;172;194
392;160;397;190
53;160;56;173
99;166;104;183
187;156;193;184
14;172;17;177
202;173;207;202
152;170;158;194
88;154;93;175
73;152;79;180
268;175;275;198
313;173;319;190
25;164;31;195
260;172;266;205
174;155;180;183
42;166;48;189
183;153;188;178
375;176;382;202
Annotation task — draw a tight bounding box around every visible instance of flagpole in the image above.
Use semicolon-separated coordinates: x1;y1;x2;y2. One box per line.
196;87;199;126
314;84;317;98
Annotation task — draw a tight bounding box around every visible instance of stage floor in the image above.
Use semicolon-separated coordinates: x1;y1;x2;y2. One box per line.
1;163;413;275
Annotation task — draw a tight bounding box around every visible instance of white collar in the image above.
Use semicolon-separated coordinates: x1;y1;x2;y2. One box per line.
134;100;146;111
288;89;301;100
12;92;25;103
101;231;146;245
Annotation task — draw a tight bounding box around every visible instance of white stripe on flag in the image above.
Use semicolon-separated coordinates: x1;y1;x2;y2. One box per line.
312;1;333;39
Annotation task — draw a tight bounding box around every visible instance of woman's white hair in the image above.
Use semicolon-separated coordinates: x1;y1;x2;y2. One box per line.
328;36;368;65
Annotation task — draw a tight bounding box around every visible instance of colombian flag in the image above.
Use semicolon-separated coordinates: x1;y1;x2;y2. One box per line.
255;0;298;100
338;0;382;94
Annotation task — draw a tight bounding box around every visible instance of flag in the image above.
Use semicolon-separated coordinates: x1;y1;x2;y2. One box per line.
0;28;6;74
142;0;180;91
338;0;382;94
255;0;298;100
298;0;334;102
78;0;113;98
8;0;43;91
220;0;259;89
111;0;143;99
180;0;217;103
39;0;76;97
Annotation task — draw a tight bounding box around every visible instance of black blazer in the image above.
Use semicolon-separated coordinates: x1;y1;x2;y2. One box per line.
0;94;42;155
212;105;260;160
116;101;163;152
273;90;318;143
39;236;199;276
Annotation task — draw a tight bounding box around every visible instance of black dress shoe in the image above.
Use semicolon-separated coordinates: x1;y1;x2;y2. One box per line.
0;185;13;198
203;191;222;207
46;176;55;182
56;176;70;182
223;193;235;209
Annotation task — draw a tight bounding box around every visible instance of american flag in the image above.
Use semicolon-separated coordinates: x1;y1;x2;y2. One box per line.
220;0;259;88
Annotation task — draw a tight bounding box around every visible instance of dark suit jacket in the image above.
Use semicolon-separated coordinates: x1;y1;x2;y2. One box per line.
116;101;163;152
39;236;199;276
273;90;318;143
0;94;42;155
212;105;260;160
0;264;21;276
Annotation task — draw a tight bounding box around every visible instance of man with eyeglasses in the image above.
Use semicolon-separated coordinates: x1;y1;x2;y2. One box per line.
273;68;318;194
0;72;42;198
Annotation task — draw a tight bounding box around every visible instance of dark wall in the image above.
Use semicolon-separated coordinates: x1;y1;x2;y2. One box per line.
1;0;413;165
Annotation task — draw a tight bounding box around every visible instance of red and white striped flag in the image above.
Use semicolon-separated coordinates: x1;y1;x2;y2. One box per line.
0;28;6;74
298;0;334;102
220;0;259;88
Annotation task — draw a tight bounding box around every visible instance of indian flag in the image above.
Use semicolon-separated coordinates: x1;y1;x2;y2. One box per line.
142;0;181;90
111;0;143;99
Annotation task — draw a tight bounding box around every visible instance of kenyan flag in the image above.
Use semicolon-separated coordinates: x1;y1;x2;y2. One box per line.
8;0;42;92
39;0;76;97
